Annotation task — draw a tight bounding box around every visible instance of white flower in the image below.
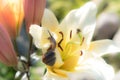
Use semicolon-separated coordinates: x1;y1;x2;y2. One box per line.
29;1;120;80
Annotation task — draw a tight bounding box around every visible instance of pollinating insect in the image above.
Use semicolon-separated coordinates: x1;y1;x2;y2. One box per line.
42;31;56;66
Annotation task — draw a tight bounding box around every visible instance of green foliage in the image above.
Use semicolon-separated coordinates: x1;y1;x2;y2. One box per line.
106;0;120;14
0;63;16;80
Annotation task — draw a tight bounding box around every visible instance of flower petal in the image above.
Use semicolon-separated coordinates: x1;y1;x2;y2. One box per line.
0;24;18;66
43;71;68;80
88;39;120;56
53;49;64;68
29;24;51;52
73;57;114;80
59;1;97;47
24;0;46;32
44;57;114;80
42;9;59;31
0;0;24;38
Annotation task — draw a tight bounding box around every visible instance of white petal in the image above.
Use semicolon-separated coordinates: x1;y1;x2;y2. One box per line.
73;57;115;80
42;9;59;31
53;49;64;68
88;39;120;56
43;57;114;80
21;73;27;80
29;24;51;52
15;71;21;79
60;1;97;46
113;28;120;47
43;71;68;80
113;71;120;80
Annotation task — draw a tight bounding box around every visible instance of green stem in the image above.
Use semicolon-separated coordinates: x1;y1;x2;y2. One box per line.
27;35;33;80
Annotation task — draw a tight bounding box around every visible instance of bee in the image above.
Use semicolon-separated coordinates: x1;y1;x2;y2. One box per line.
42;31;56;66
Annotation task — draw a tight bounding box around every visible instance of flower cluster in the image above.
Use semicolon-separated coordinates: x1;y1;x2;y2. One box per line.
0;0;120;80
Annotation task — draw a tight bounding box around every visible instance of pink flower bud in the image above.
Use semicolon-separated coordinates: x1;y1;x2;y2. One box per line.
0;0;24;39
0;24;18;66
24;0;46;32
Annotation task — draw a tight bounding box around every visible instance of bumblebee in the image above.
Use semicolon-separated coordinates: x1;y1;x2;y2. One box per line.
42;31;56;66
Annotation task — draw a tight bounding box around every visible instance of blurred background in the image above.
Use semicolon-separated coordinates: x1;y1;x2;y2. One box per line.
0;0;120;80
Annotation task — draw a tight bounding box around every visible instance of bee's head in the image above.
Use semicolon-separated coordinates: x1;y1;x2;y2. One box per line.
47;31;56;51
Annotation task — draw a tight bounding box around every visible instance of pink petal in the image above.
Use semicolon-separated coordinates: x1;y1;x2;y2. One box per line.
0;0;24;38
0;24;18;66
24;0;46;32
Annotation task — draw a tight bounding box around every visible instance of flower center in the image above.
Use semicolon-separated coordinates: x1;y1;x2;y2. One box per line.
47;29;85;77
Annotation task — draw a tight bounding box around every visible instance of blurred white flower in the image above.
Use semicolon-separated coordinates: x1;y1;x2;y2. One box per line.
113;71;120;80
113;29;120;48
29;1;120;80
94;13;120;40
